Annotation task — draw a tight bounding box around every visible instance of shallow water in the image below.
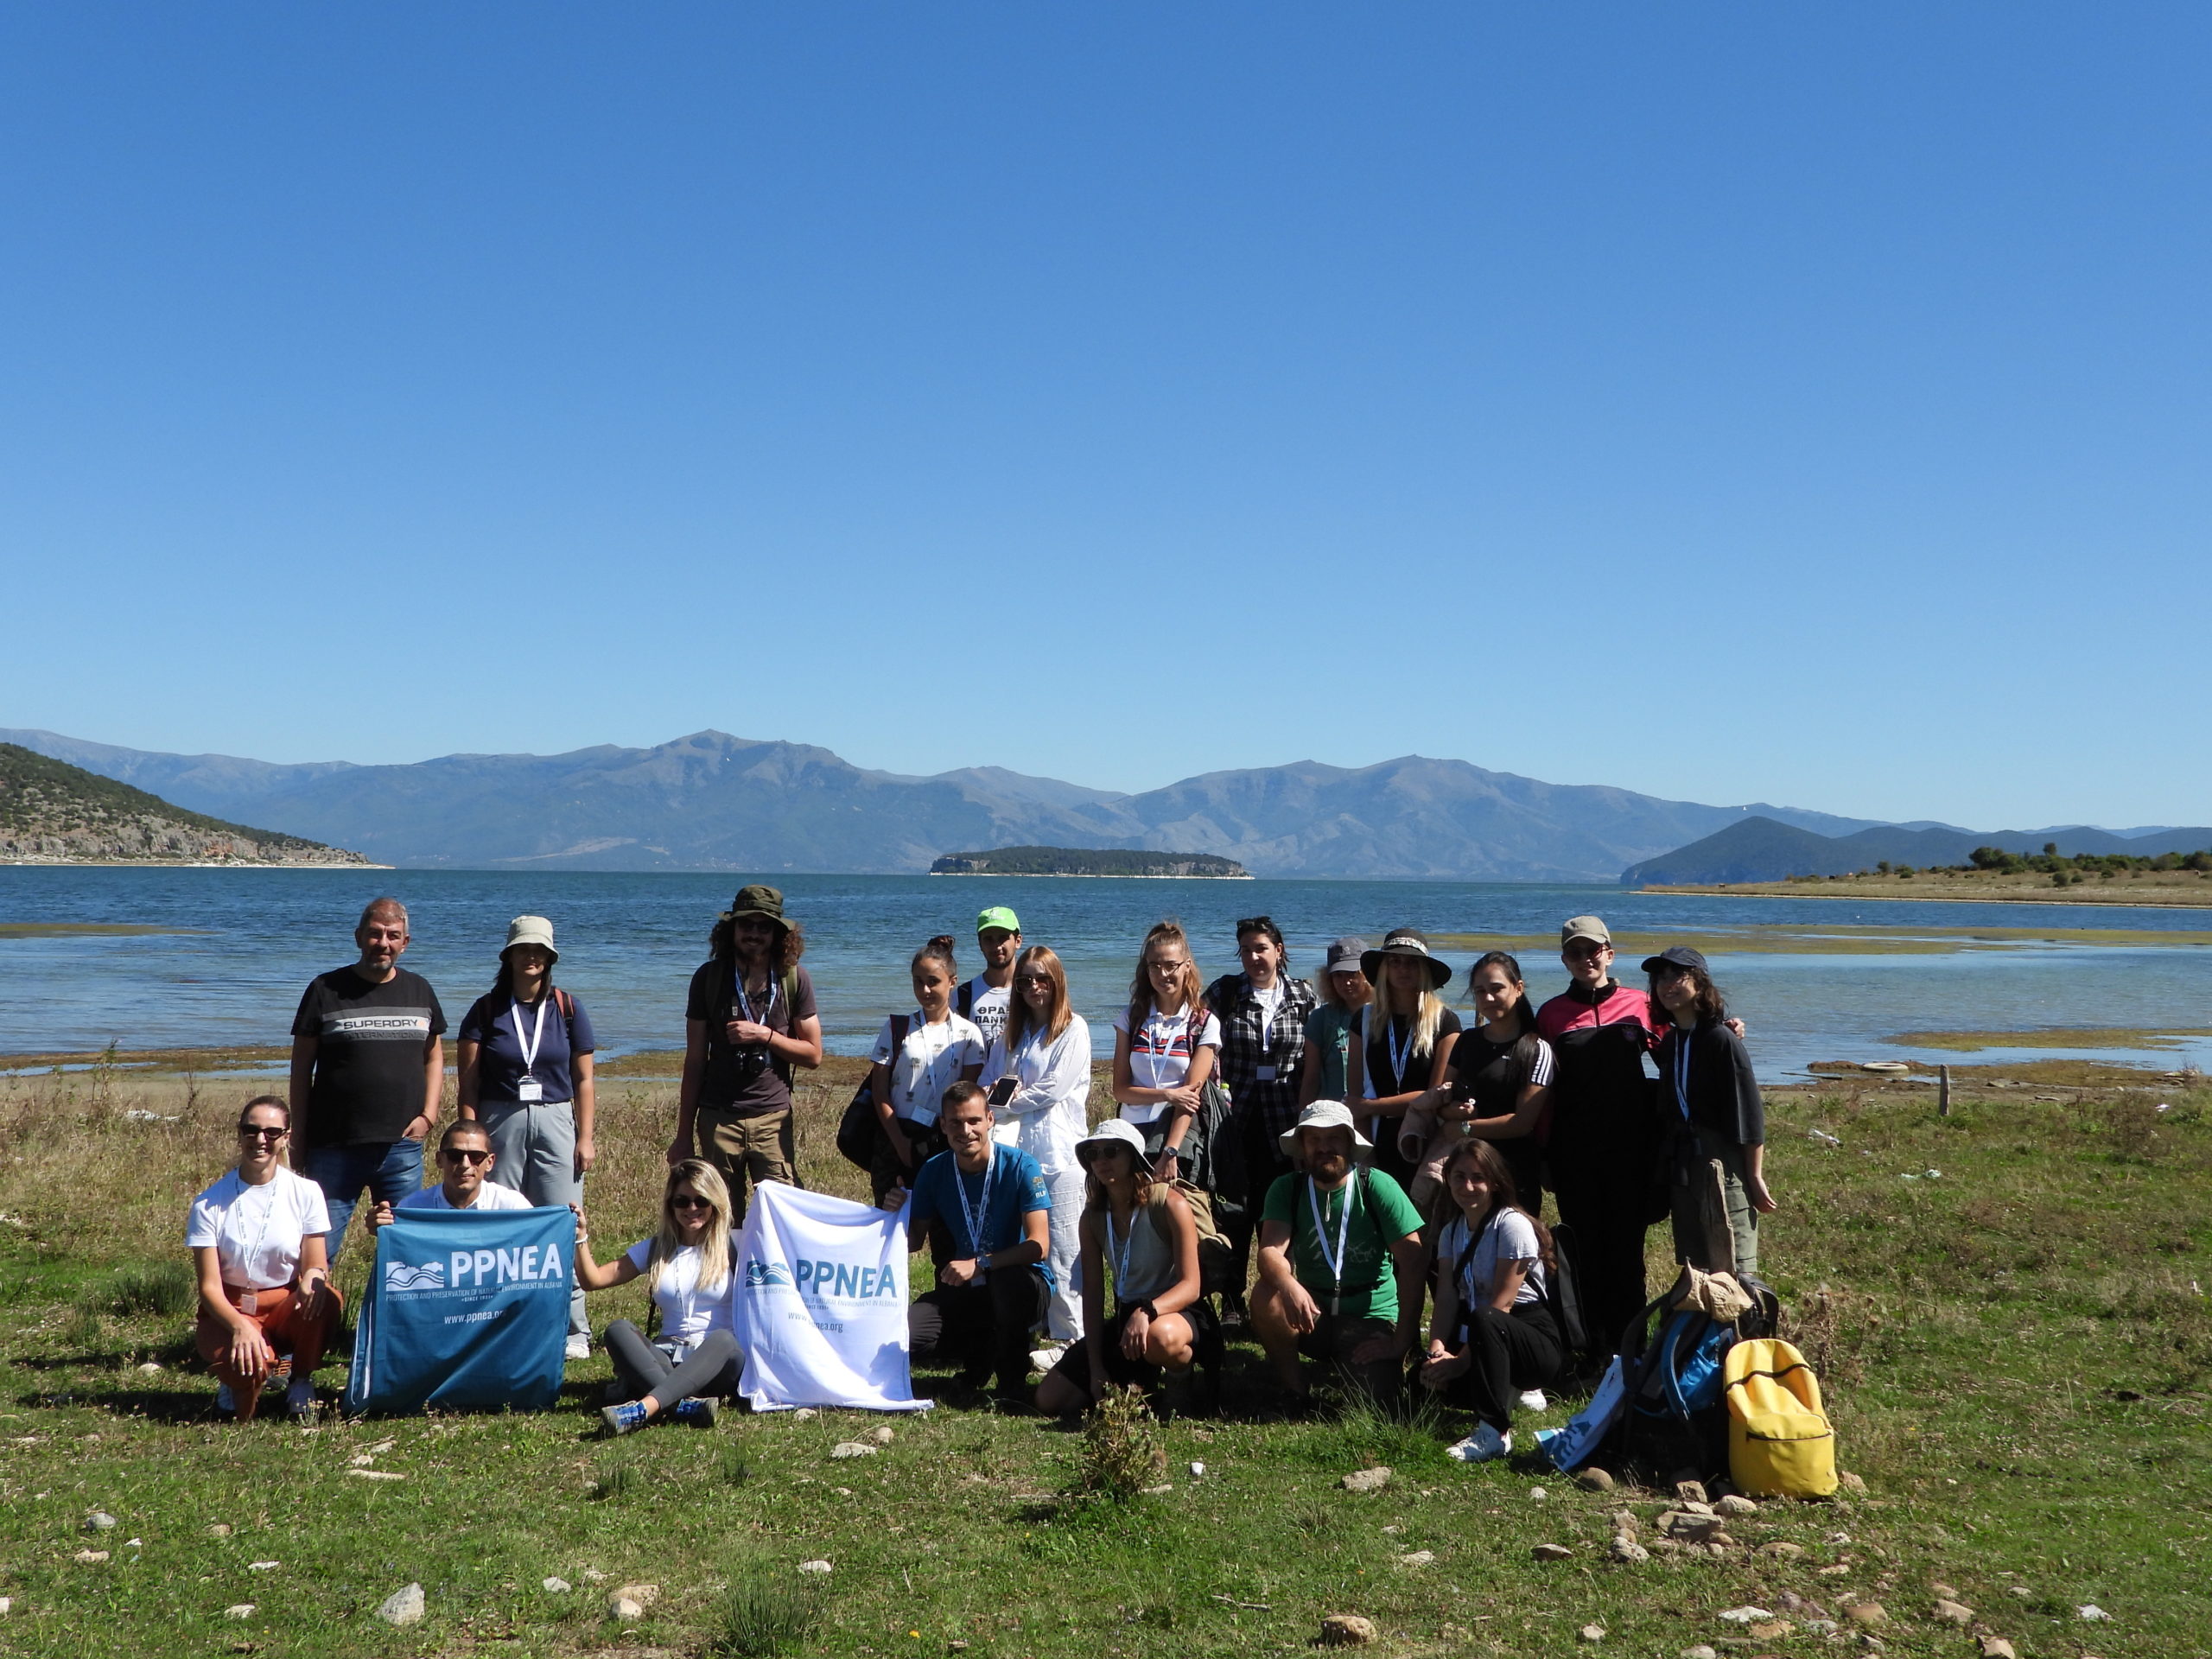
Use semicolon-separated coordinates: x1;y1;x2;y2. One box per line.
3;867;2209;1081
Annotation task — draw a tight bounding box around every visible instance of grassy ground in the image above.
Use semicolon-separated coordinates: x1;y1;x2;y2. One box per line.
1643;871;2212;906
0;1058;2207;1657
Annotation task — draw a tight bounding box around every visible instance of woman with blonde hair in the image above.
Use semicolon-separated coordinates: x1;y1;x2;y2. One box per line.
1109;919;1222;1180
1345;928;1461;1189
981;944;1092;1343
575;1160;741;1433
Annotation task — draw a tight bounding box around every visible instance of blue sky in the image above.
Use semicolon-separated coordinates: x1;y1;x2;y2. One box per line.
3;5;2206;830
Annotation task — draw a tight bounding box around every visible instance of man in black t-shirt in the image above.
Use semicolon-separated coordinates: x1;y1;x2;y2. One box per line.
670;886;824;1223
289;897;448;1259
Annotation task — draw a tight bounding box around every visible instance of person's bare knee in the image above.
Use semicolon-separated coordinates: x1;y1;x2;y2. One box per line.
1145;1316;1194;1370
1034;1374;1086;1416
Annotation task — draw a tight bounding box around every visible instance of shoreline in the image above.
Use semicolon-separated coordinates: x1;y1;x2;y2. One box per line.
1640;883;2212;911
2;858;388;869
927;870;1255;879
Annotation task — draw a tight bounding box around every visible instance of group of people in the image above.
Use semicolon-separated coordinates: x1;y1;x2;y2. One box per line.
184;890;1775;1450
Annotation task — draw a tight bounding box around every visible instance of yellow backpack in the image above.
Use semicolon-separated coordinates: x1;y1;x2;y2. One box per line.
1722;1338;1838;1498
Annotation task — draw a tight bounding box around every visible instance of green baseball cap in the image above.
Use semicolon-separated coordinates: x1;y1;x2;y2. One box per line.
976;906;1022;937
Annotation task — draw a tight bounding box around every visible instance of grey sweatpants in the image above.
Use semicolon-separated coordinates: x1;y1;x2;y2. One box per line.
480;1099;588;1338
604;1320;742;1405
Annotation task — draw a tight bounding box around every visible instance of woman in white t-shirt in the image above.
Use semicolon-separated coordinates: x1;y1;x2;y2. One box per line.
1419;1138;1564;1464
982;944;1092;1343
575;1160;741;1433
186;1096;340;1422
867;934;988;1203
1109;920;1223;1180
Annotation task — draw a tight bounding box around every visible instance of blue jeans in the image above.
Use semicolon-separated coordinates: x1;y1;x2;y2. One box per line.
303;1138;426;1262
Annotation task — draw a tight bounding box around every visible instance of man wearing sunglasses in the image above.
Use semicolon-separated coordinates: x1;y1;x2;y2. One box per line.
371;1121;532;1225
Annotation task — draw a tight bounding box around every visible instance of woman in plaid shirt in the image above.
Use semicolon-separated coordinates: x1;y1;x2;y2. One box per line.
1205;915;1317;1325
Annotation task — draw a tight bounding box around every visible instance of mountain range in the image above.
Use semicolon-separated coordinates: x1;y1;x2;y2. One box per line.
3;727;1895;880
1619;815;2212;886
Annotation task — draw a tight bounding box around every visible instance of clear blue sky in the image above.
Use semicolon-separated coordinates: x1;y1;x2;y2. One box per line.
3;6;2206;830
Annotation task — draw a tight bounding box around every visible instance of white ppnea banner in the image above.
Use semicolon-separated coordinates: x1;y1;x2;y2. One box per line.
732;1181;932;1413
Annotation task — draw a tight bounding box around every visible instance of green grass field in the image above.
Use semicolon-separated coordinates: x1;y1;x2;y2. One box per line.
0;1058;2206;1657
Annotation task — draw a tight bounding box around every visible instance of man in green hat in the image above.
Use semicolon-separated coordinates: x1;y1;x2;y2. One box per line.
671;885;823;1221
957;906;1023;1056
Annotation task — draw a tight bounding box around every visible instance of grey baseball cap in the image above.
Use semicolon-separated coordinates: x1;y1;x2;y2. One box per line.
1323;936;1369;975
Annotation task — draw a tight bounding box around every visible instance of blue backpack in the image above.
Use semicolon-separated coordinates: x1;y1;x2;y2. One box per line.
1617;1301;1735;1480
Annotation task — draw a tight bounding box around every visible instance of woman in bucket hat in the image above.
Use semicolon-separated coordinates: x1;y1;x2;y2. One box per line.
669;887;823;1224
457;915;598;1357
1033;1120;1205;1416
1345;929;1462;1190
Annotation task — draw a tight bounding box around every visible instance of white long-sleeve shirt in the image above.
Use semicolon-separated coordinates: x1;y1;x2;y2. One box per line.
982;1014;1092;1173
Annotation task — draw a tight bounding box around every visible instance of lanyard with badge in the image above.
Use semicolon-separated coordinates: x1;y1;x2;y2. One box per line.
512;996;550;1103
1141;1008;1198;1092
906;1020;961;1122
1672;1031;1694;1122
230;1174;283;1306
1251;978;1285;1082
957;1145;998;1279
1306;1175;1356;1316
1104;1200;1139;1299
734;971;778;1027
1359;1008;1419;1144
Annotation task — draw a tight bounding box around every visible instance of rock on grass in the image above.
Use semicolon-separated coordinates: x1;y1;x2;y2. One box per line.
375;1584;424;1627
1340;1466;1391;1492
1319;1614;1376;1645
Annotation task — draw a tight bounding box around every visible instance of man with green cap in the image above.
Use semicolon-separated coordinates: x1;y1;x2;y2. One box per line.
671;885;823;1222
957;906;1023;1057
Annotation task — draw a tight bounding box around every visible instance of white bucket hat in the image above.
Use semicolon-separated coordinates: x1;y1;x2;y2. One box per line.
1277;1099;1373;1157
503;914;558;962
1074;1119;1150;1165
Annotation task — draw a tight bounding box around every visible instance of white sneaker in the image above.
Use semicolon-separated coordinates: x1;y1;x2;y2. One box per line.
1517;1389;1549;1412
1029;1344;1067;1374
1448;1424;1512;1464
564;1334;591;1361
286;1380;317;1420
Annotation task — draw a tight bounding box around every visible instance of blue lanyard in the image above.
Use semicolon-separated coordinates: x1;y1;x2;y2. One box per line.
1672;1031;1694;1121
956;1148;999;1259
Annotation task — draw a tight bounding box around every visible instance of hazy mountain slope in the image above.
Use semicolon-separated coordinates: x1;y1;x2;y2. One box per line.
0;728;1903;878
1623;816;2212;885
0;743;366;865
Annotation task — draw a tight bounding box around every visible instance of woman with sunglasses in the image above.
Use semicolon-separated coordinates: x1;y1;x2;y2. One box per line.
980;944;1092;1344
574;1160;741;1433
186;1096;340;1421
1344;929;1461;1191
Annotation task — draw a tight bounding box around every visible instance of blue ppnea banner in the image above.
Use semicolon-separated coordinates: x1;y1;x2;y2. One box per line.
346;1206;575;1415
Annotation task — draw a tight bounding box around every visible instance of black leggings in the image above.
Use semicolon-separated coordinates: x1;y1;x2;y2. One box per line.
605;1320;742;1405
1449;1301;1562;1431
908;1265;1050;1395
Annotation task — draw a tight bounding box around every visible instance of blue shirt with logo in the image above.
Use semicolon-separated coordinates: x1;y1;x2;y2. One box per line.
907;1144;1053;1289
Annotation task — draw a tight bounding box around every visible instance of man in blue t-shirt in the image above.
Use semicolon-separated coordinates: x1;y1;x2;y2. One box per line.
893;1081;1052;1403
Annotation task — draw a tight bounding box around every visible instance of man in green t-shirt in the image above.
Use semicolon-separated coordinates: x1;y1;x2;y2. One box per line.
1252;1100;1426;1405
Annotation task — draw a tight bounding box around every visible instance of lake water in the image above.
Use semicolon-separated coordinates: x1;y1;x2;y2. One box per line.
3;867;2210;1082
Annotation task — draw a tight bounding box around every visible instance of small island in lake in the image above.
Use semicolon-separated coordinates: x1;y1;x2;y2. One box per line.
930;845;1252;879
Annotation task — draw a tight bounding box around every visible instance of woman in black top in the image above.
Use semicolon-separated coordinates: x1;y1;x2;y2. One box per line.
1645;947;1772;1275
1346;929;1460;1189
1434;951;1554;1218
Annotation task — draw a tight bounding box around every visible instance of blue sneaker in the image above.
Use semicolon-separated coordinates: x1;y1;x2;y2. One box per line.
1448;1424;1512;1463
671;1396;720;1428
600;1400;651;1436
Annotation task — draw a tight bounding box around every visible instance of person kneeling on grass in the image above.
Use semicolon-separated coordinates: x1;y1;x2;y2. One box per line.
1250;1101;1426;1408
575;1160;741;1434
1035;1120;1203;1415
368;1119;533;1228
1419;1138;1564;1462
187;1096;340;1422
887;1081;1052;1407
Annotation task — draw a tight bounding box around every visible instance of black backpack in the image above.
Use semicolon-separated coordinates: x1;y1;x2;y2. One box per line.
1542;1221;1594;1363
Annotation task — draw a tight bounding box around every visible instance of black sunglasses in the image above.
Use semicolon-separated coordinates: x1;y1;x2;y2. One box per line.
671;1194;714;1211
238;1123;288;1140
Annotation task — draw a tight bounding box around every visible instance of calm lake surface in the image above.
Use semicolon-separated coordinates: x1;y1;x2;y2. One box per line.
4;868;2210;1081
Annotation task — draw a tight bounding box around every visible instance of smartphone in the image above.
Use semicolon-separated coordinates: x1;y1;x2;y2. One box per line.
987;1075;1019;1108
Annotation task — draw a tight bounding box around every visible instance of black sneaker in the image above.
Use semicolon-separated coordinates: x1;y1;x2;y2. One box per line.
1217;1291;1248;1329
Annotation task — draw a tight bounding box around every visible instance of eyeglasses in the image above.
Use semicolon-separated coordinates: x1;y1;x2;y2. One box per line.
1565;942;1612;960
440;1147;493;1165
1146;958;1186;973
671;1195;713;1211
238;1124;288;1140
1014;972;1052;985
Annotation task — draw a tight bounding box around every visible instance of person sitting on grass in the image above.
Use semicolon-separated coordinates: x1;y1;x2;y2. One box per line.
1035;1120;1203;1416
891;1081;1052;1407
186;1096;340;1422
574;1160;741;1434
367;1119;533;1228
1250;1101;1426;1408
1418;1138;1563;1463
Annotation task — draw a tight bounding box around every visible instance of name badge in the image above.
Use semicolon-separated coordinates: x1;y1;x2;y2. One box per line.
517;1077;544;1103
1255;1065;1276;1081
